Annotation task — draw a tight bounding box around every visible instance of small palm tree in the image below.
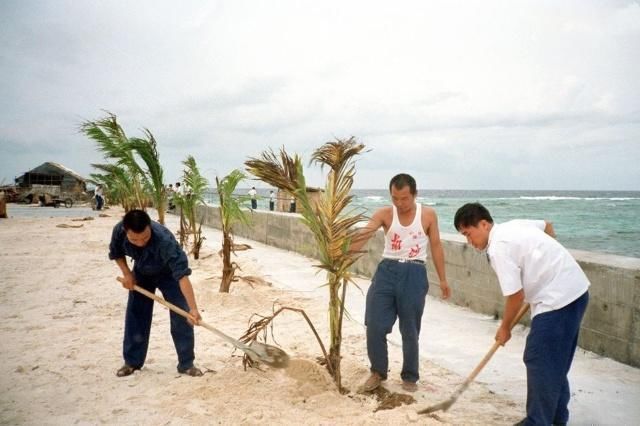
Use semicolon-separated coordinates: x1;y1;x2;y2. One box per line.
89;164;137;211
80;113;146;210
128;130;166;224
216;169;251;292
173;156;208;259
245;138;367;389
81;112;167;223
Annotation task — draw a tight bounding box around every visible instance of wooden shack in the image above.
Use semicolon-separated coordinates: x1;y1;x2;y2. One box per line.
14;162;87;204
15;162;87;195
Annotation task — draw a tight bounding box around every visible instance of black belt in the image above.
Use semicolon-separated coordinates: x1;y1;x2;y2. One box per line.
385;258;425;264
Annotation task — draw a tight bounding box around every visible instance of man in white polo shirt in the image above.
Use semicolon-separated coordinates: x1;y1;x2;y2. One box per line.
454;202;589;426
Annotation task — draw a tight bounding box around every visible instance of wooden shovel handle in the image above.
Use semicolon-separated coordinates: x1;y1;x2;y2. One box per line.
115;277;253;350
464;303;530;385
116;277;196;322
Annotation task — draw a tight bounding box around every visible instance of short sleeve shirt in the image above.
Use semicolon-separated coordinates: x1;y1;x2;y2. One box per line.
109;221;191;282
487;220;590;318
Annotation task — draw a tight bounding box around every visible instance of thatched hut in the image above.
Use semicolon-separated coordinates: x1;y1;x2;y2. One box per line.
15;162;87;202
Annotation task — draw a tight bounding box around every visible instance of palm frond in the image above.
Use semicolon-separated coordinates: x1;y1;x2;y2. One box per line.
245;147;301;194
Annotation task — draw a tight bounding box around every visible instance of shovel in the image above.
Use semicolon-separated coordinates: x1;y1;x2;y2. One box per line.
418;303;530;415
116;277;289;368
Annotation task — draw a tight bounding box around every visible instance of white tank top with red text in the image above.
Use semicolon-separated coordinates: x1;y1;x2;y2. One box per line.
382;203;428;261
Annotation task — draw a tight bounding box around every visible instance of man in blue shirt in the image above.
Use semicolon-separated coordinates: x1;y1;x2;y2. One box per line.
109;209;203;377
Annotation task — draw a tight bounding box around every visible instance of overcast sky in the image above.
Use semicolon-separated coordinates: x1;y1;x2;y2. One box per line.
1;0;639;190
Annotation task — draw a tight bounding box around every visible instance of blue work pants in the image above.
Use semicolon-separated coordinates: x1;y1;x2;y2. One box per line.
123;271;195;371
523;291;589;425
365;259;428;383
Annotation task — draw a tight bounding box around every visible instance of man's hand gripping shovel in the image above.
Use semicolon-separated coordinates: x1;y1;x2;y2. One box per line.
117;277;289;368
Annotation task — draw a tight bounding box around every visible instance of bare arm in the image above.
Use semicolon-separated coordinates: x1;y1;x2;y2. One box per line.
495;289;525;345
114;257;136;289
425;209;451;300
544;221;556;238
179;276;202;325
349;209;386;254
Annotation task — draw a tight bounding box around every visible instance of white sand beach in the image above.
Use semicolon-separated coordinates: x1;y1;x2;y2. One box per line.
1;207;638;425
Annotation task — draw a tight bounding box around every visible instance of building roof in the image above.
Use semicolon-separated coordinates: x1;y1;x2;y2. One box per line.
23;162;86;182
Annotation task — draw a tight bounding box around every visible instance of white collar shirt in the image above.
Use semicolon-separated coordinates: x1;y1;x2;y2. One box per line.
487;220;590;318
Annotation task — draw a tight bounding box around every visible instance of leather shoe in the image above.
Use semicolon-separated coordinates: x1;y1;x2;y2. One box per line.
362;372;383;392
402;381;418;392
116;364;140;377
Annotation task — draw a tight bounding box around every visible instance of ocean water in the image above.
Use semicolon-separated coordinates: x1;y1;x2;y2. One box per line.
208;189;640;259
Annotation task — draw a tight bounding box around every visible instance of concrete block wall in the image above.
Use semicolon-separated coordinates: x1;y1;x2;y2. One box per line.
191;205;640;367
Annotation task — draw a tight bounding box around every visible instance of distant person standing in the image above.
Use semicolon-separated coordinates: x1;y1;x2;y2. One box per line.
95;185;104;211
289;195;296;213
248;187;258;210
166;184;175;210
269;190;276;211
454;202;590;426
109;209;203;377
175;182;184;196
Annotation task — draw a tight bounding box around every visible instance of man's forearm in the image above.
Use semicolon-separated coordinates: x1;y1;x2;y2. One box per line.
115;258;132;275
430;243;447;282
349;227;377;254
501;290;525;330
179;276;198;311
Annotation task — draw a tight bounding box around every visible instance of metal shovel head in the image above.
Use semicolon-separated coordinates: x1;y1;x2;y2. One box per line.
417;397;455;415
245;340;290;368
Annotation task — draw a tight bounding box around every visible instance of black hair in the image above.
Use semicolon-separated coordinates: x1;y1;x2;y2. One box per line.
122;209;151;233
389;173;417;195
453;202;494;230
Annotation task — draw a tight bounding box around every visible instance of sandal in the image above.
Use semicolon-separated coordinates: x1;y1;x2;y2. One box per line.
116;364;140;377
178;366;203;377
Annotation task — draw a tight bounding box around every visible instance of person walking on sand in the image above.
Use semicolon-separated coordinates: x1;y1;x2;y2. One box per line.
453;202;590;426
95;185;104;211
248;187;258;210
109;209;203;377
349;173;450;393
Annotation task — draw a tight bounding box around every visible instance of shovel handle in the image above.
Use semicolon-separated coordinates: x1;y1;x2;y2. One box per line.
116;277;251;351
464;303;530;385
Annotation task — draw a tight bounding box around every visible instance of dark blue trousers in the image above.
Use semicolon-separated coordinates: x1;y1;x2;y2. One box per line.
123;272;195;371
523;291;589;425
365;259;428;383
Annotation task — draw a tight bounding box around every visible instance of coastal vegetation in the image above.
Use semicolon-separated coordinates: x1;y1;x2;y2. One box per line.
245;137;368;389
215;169;251;293
173;156;208;259
80;112;167;224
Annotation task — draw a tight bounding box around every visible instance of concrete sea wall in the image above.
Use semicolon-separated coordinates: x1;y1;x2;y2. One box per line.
193;205;640;367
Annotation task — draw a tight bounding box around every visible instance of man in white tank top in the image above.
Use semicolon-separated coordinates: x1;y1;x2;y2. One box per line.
350;174;450;393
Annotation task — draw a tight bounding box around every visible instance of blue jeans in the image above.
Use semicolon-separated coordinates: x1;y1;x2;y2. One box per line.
365;258;429;383
523;291;589;425
123;271;196;371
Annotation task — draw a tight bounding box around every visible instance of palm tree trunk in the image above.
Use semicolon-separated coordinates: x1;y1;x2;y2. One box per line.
219;231;234;292
157;202;165;225
328;274;343;389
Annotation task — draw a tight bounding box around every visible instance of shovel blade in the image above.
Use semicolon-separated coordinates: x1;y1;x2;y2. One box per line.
245;341;290;368
417;397;455;415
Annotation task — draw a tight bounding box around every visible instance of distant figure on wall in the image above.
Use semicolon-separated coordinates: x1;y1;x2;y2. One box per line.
248;187;258;210
289;195;296;213
269;190;276;211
